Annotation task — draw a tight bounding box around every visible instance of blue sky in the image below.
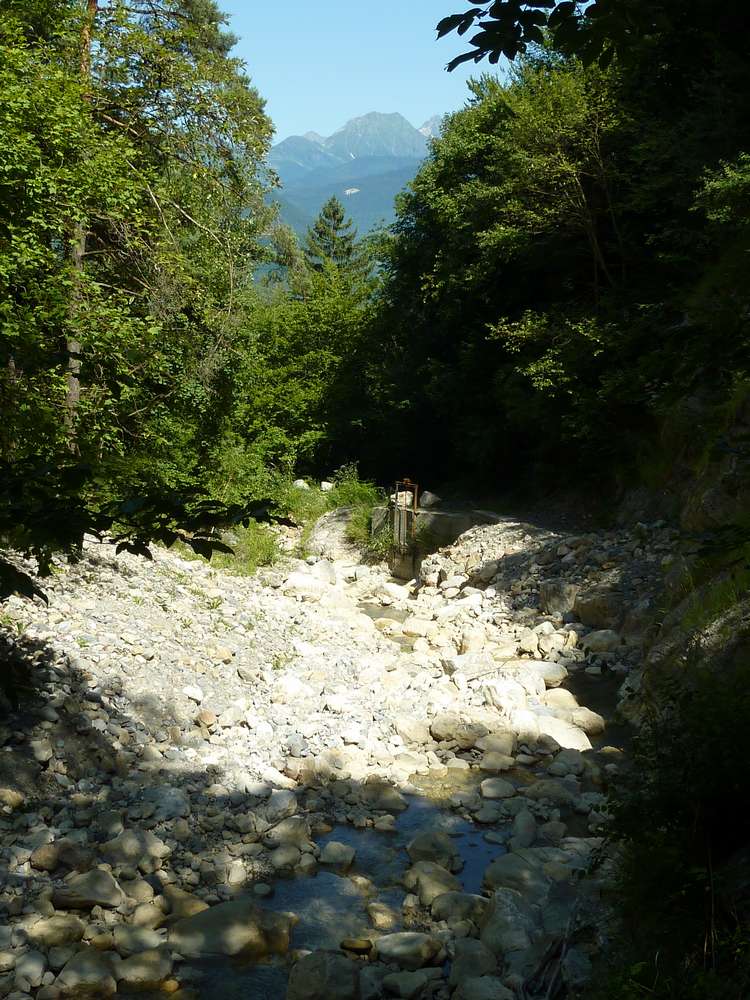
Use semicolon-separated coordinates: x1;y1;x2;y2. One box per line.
218;0;484;143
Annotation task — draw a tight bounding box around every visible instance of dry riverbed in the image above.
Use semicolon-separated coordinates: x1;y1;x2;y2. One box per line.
0;510;675;999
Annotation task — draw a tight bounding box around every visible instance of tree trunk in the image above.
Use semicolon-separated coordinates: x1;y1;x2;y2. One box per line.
64;0;98;453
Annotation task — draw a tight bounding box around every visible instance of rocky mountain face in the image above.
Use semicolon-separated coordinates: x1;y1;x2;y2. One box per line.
269;112;440;235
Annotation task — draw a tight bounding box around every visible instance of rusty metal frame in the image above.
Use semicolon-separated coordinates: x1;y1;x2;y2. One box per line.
392;478;419;551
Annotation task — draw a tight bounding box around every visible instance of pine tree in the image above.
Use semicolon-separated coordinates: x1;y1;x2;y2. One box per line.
302;196;359;270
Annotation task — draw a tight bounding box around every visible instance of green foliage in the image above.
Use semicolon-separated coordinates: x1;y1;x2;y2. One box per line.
0;457;289;600
303;196;359;270
594;656;750;999
175;521;279;576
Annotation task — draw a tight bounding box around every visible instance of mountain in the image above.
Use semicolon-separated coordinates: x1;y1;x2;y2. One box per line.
268;112;438;235
419;114;445;139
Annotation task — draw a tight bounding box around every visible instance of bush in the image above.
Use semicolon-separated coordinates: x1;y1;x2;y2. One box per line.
591;657;750;999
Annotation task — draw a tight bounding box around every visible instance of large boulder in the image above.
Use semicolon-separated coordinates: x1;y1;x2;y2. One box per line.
452;976;515;1000
115;949;173;991
536;716;592;751
305;508;360;561
28;915;85;948
404;861;461;906
373;932;444;970
406;831;462;872
539;580;580;615
286;950;360;1000
168;899;297;958
56;949;117;997
573;588;624;629
483;853;550;903
479;887;537;957
52;870;124;909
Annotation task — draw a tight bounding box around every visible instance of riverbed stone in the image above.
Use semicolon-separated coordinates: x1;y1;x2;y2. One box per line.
536;716;592;751
28;916;86;950
168;898;297;958
449;939;497;986
480;777;515;799
483;854;550;903
404;861;462;907
452;976;514;1000
407;831;461;871
115;948;172;991
374;932;444;970
431;891;490;925
320;841;356;870
52;870;124;910
56;950;117;997
479;888;536;956
383;968;443;998
287;950;359;1000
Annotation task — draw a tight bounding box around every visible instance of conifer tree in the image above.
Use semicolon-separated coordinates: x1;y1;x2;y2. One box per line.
302;196;359;270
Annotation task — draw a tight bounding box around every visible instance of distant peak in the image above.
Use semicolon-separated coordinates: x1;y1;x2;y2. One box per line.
419;114;444;139
303;131;325;145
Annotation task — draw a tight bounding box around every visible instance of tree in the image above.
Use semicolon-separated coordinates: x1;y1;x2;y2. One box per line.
0;0;275;490
302;196;360;271
436;0;744;71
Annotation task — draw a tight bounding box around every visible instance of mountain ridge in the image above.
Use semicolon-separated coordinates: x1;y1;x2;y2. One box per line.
269;111;441;235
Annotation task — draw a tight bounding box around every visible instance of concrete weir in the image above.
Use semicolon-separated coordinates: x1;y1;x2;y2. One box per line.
372;504;501;579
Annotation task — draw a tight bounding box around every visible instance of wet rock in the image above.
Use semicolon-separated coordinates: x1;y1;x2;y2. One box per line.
480;777;515;800
56;950;116;997
582;629;621;654
286;950;360;1000
483;854;550;903
479;888;536;956
374;932;444;970
320;841;356;870
367;901;399;931
361;780;408;812
479;751;514;774
264;816;312;849
510;809;537;850
270;845;302;871
383;968;443;998
404;861;462;906
52;870;124;910
168;898;296;958
431;892;489;925
407;831;461;872
115;948;172;991
452;976;514;1000
523;779;575;807
448;939;497;986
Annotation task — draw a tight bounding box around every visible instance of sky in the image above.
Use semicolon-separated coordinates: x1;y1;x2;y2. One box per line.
218;0;484;143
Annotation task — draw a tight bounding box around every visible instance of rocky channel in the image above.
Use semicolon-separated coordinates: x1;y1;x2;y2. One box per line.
0;503;675;998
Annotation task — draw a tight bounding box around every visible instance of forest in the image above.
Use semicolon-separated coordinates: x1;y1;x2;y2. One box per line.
2;1;749;516
1;1;749;997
